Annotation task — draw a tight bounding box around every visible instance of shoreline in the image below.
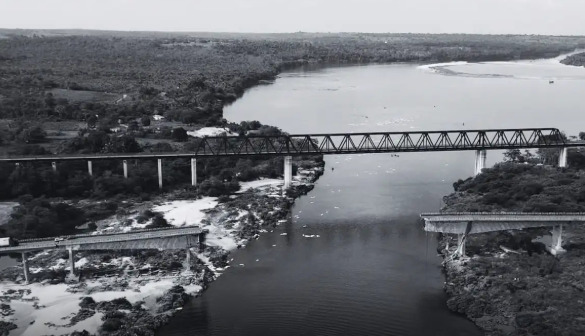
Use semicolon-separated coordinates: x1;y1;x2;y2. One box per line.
0;159;324;335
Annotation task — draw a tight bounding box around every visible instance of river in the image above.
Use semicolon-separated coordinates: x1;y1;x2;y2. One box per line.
153;57;585;335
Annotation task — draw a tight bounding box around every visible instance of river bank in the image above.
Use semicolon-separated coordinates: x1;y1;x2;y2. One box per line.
439;162;585;336
0;157;324;335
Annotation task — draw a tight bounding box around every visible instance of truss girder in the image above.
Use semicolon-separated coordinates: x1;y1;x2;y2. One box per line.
183;128;565;156
0;128;572;162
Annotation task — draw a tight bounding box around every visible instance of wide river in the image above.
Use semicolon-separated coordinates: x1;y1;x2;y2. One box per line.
170;56;583;335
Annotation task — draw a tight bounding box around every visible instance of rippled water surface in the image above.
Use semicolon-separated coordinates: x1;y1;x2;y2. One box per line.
161;57;585;336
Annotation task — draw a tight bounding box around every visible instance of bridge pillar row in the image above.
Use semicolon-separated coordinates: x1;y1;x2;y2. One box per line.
123;160;128;179
68;247;76;276
22;252;30;283
191;158;197;186
284;156;293;189
88;160;93;177
158;159;163;189
474;150;487;176
550;225;566;255
559;147;568;168
51;161;57;173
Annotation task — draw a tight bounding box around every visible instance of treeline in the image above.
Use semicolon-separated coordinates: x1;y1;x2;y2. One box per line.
1;33;584;125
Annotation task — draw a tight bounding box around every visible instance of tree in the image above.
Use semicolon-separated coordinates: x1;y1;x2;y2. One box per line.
172;127;188;142
17;126;46;144
579;132;585;141
503;149;523;162
87;115;98;129
140;116;151;126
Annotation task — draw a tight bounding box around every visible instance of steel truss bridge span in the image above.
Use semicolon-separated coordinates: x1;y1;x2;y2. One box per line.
0;128;575;162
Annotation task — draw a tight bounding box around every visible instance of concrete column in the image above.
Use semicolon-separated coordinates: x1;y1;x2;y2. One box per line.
123;160;128;179
22;252;30;283
191;158;197;186
198;231;207;253
185;247;191;272
456;234;466;256
87;160;93;176
157;159;163;189
68;247;76;276
550;225;566;255
284;156;293;189
474;150;487;176
51;161;57;173
559;147;568;168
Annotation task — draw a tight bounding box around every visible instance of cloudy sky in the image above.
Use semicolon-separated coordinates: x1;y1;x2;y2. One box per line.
1;0;583;35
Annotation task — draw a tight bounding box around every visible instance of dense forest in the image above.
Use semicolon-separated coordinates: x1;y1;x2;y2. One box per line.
2;30;585;239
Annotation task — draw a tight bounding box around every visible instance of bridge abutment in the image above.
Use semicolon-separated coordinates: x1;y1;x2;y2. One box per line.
22;252;30;283
474;150;487;176
559;148;568;168
191;158;197;186
88;160;93;176
284;156;292;189
158;159;163;189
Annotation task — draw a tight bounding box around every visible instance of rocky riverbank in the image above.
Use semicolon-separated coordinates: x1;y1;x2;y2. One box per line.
0;157;324;335
439;163;585;336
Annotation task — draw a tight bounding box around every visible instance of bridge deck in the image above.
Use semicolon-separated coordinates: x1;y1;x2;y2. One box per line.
420;212;585;234
0;128;580;162
0;226;204;253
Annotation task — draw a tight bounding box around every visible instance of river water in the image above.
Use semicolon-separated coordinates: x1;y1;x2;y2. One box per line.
166;57;584;335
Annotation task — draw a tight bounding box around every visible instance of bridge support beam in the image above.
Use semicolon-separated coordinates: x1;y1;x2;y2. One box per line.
68;247;76;276
456;234;466;257
51;161;57;173
474;150;487;176
22;252;30;283
284;156;293;189
191;158;197;186
550;225;566;255
158;159;163;189
559;148;568;168
123;160;128;178
88;160;93;176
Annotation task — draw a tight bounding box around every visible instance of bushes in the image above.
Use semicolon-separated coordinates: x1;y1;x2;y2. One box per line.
453;162;585;212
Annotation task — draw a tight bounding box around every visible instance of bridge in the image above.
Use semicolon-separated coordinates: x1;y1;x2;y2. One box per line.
0;128;579;189
0;226;207;283
420;212;585;256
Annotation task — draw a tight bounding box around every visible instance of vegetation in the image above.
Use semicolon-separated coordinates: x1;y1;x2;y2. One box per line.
450;148;585;212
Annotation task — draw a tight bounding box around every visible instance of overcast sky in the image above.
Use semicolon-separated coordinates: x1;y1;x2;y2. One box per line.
1;0;584;35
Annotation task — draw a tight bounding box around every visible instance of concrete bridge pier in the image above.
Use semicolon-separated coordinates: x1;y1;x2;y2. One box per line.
158;159;163;189
123;160;128;178
191;158;197;186
88;160;93;176
474;150;487;176
51;161;57;173
68;247;76;276
198;231;207;253
456;234;466;256
550;225;566;255
559;147;568;168
22;252;30;283
284;156;293;189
